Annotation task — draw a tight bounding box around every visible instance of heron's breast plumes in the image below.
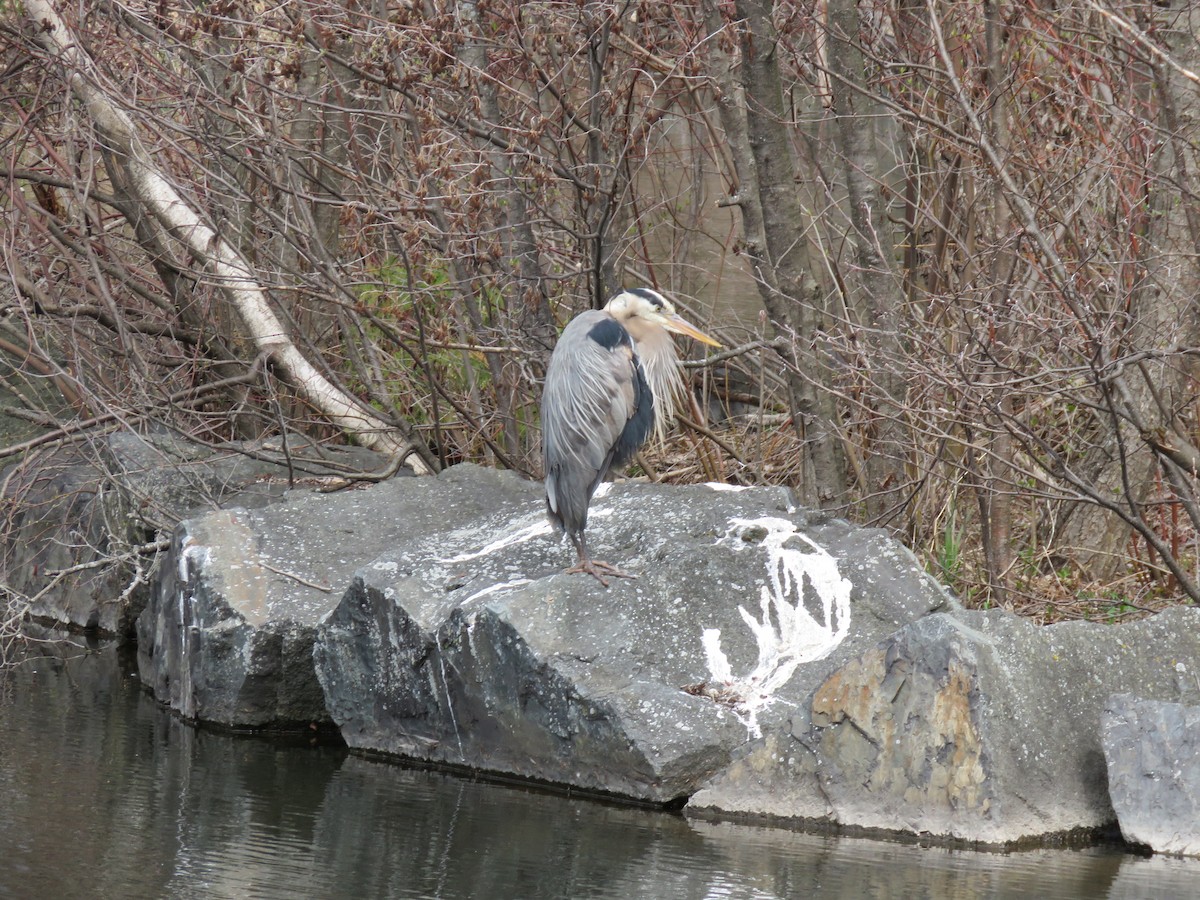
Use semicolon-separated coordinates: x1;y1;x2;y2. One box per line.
624;320;684;446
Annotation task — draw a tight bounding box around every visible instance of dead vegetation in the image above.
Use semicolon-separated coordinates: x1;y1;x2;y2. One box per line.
4;0;1200;637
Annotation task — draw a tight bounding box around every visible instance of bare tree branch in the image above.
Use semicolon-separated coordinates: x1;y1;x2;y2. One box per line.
23;0;434;474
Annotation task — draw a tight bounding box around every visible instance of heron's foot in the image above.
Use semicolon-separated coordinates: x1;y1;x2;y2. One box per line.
565;558;636;588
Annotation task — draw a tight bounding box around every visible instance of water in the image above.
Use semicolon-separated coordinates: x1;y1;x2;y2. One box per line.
2;640;1199;900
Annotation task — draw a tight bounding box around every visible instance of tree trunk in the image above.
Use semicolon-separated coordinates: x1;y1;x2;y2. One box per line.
282;25;353;347
977;0;1018;602
706;0;849;508
825;0;908;523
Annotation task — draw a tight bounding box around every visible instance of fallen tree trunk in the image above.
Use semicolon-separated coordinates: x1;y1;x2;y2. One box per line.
23;0;434;475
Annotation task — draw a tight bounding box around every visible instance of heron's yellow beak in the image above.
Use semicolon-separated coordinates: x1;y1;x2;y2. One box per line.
663;314;721;347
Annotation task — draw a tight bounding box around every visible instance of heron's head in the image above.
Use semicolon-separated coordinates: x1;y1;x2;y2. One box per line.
604;289;721;347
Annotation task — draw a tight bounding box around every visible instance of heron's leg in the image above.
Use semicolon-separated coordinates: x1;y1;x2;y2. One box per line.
565;531;636;587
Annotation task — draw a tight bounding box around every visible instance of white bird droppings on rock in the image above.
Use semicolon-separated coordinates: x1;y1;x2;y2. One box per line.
700;517;852;736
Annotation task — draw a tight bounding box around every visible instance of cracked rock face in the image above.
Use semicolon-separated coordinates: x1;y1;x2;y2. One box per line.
136;509;332;728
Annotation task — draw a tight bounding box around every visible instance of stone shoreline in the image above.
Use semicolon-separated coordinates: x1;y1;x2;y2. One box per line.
5;431;1199;855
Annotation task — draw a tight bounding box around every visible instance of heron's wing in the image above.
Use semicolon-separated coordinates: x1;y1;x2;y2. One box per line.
542;311;652;537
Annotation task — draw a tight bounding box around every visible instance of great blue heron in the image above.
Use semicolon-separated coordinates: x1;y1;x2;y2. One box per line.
541;288;721;585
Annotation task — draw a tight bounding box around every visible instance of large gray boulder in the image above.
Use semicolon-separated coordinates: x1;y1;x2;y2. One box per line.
137;472;431;728
1102;693;1200;856
1;427;383;634
314;465;954;803
690;606;1200;844
136;464;560;728
128;459;1200;845
1;442;138;633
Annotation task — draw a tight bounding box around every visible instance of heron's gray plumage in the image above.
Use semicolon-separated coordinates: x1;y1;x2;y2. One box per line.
540;288;720;585
543;309;652;542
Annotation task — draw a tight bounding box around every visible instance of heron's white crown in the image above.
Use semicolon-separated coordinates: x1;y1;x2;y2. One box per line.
603;288;675;324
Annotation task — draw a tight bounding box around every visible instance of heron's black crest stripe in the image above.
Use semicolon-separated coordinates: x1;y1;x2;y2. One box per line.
587;316;631;350
626;287;665;309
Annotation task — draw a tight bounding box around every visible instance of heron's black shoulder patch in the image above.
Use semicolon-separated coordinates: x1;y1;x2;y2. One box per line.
587;316;631;350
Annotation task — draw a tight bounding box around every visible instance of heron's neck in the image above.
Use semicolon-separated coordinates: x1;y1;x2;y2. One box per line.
630;327;684;445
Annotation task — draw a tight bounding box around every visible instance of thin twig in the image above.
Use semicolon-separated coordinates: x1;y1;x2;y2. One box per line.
678;415;747;465
258;561;333;593
42;538;171;578
681;337;789;368
317;452;409;491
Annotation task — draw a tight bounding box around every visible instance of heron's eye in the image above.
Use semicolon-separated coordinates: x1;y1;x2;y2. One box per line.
627;287;666;311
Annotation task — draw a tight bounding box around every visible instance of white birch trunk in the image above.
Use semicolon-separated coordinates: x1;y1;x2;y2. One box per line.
25;0;432;474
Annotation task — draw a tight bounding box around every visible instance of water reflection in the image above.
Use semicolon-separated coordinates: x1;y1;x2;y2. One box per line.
1;641;1196;899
